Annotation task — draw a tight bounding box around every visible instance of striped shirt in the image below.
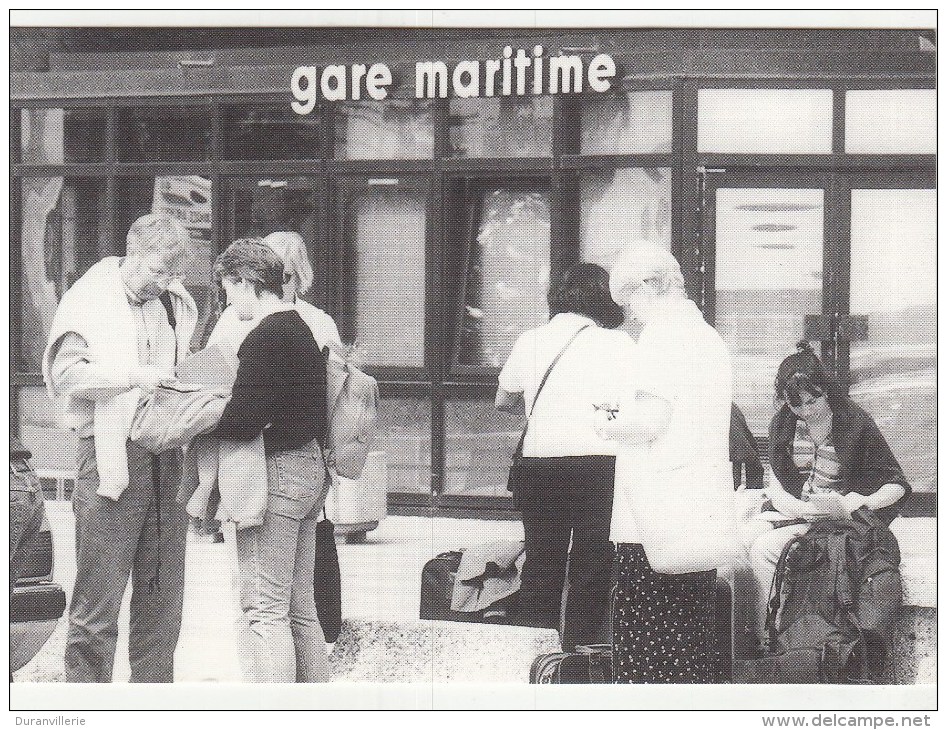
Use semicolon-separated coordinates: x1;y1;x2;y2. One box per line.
792;419;843;498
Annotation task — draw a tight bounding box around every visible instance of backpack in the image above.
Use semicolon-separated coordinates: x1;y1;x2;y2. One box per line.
323;349;380;479
739;507;902;684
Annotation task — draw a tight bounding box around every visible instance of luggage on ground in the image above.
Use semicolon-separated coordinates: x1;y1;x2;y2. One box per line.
419;550;517;624
734;507;901;684
529;644;613;684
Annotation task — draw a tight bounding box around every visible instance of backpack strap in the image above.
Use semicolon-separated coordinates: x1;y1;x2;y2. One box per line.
765;531;808;648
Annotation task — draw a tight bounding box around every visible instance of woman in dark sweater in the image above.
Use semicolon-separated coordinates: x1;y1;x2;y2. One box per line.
213;239;330;683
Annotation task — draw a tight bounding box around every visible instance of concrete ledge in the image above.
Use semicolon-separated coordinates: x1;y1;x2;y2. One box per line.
890;517;936;609
329;619;559;683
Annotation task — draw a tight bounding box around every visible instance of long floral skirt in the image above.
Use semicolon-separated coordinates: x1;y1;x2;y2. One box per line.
612;542;720;683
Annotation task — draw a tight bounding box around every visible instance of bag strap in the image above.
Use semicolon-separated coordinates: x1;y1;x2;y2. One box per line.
159;291;179;365
513;324;591;455
765;532;808;647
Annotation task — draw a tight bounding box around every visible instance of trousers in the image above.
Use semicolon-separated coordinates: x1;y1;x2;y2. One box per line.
518;505;614;649
235;441;331;683
65;440;187;683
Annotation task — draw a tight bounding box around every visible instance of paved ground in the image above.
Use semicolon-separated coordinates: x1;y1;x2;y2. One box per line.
14;501;552;683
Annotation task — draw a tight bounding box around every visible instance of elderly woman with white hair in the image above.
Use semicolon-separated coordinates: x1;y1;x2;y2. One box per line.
209;231;341;356
595;243;733;684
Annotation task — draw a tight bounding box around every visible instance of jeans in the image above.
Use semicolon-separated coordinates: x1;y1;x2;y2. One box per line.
235;440;330;683
65;440;187;683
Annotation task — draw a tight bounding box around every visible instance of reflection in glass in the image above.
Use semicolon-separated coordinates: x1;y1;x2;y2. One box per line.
116;176;216;350
17;386;79;498
714;188;824;433
449;97;553;157
117;106;211;161
21;108;106;164
455;187;550;368
337;178;426;367
444;398;522;497
849;189;935;492
845;90;936;154
224;104;323;160
698;89;833;154
581;91;673;154
334;100;434;159
19;178;108;371
580;168;672;270
377;397;432;495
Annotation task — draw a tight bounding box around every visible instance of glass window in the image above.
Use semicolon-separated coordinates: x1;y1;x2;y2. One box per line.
714;187;825;433
581;91;673;154
334;100;434;159
116;176;217;350
20;108;106;164
698;89;833;154
449;97;553;157
376;396;432;496
444;396;522;498
580;168;672;270
116;106;211;161
845;90;936;154
224;176;325;312
18;177;108;371
453;184;551;368
223;104;323;160
335;176;427;367
849;188;935;493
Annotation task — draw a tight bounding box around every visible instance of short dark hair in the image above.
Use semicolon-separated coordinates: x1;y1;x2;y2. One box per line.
214;238;285;298
547;262;624;329
775;341;844;410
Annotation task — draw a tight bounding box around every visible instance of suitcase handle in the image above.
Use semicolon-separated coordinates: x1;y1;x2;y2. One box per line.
575;644;611;655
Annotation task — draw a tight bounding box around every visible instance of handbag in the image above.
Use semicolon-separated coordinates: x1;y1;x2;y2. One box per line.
506;325;591;496
314;509;342;643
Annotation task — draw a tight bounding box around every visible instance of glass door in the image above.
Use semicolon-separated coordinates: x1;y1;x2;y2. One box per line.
843;173;936;495
702;171;832;434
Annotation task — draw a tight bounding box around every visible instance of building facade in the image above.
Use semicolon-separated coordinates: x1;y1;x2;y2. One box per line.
11;27;936;516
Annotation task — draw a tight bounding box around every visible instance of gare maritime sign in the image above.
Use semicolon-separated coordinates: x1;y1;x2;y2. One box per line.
290;45;617;113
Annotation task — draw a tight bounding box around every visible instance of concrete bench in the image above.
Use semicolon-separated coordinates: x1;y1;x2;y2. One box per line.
328;517;934;684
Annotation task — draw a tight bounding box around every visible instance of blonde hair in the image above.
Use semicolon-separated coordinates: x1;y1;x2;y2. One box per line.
126;214;188;264
262;231;313;295
609;242;686;305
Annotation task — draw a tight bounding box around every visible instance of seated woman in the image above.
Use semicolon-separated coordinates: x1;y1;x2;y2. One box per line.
213;239;331;682
748;341;911;641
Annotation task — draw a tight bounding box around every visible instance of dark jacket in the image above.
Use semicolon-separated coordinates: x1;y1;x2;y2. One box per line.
769;399;911;524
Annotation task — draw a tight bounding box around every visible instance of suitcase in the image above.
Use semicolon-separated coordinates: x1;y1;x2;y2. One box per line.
419;550;516;624
530;644;613;684
531;575;734;684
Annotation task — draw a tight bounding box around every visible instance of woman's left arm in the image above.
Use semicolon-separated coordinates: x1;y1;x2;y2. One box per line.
843;484;907;514
595;392;672;446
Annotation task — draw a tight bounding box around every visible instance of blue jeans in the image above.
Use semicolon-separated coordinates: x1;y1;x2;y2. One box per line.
235;440;330;683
